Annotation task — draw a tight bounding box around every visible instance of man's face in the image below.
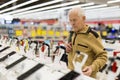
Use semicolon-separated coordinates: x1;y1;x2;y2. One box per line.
69;12;84;32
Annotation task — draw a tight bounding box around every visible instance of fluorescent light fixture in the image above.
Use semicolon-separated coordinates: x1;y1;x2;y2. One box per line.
0;0;38;13
85;6;119;12
107;0;120;4
5;0;63;15
15;11;59;19
12;9;59;19
0;0;18;9
56;2;95;10
12;2;94;16
83;4;107;10
11;0;80;15
13;5;120;20
14;8;120;20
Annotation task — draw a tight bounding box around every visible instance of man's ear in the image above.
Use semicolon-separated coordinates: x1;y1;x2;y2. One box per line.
83;16;86;21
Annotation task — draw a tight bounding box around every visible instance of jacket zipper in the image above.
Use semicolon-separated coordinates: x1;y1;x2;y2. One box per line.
73;33;77;45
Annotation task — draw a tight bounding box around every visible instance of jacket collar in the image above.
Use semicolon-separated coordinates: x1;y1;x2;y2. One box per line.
76;25;91;34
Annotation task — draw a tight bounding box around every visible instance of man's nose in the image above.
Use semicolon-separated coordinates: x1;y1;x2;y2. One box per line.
70;21;75;26
72;23;75;26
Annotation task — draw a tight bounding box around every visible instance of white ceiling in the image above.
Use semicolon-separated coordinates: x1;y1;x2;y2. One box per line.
0;0;120;21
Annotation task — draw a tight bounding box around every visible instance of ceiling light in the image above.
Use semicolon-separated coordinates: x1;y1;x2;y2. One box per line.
4;0;63;15
85;6;119;12
57;2;94;10
107;0;120;4
0;0;38;13
12;2;94;16
83;4;107;10
0;0;18;9
12;0;80;15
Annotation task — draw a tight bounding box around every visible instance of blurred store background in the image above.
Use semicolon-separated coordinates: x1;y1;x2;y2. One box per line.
0;0;120;80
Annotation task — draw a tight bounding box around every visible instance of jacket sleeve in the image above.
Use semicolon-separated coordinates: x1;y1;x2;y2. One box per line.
87;34;108;72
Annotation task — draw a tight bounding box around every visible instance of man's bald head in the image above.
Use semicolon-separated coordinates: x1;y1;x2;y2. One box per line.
68;7;85;18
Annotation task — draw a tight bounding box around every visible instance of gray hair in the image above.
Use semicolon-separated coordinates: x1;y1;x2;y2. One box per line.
68;6;85;17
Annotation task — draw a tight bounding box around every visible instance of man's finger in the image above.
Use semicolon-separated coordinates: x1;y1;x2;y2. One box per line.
82;67;89;72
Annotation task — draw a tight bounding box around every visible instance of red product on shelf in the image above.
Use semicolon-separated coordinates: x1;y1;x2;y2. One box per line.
41;45;45;52
112;61;117;72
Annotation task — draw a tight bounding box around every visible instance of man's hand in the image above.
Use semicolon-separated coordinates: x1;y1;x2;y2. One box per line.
82;66;93;76
65;42;72;53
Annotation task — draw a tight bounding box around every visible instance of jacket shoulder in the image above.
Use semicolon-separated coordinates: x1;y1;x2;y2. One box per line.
87;28;99;38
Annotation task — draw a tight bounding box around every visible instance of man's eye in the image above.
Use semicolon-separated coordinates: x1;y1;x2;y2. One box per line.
73;19;76;21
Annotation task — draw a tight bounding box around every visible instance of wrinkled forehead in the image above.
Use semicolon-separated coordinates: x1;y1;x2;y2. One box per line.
68;9;79;16
68;11;79;19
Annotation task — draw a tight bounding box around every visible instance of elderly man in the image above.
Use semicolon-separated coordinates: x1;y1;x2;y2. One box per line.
65;7;108;78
